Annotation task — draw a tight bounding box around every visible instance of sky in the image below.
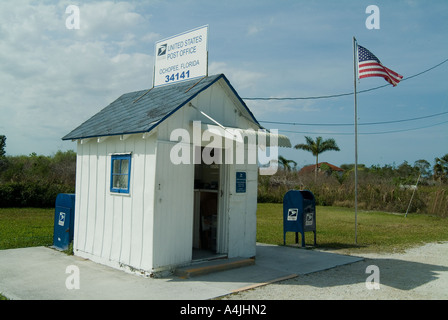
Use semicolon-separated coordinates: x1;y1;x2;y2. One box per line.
0;0;447;169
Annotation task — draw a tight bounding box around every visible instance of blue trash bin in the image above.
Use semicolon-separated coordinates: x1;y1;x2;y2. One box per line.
53;193;75;250
283;190;316;247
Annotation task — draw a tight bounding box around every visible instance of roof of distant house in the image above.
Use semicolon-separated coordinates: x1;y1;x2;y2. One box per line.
299;162;344;174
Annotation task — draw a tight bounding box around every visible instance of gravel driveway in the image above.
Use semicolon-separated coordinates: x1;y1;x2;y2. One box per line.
222;242;448;300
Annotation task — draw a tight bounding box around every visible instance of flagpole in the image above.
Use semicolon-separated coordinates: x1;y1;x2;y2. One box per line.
353;36;358;245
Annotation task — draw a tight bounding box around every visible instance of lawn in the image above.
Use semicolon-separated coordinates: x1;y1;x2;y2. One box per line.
257;203;448;253
0;208;54;250
1;205;448;254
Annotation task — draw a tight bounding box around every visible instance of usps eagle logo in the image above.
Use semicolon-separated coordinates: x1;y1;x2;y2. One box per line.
157;44;167;56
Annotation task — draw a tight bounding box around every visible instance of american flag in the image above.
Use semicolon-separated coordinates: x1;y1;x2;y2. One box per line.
358;45;403;86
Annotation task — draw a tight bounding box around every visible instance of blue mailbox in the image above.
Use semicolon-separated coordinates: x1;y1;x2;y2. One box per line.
53;193;75;250
283;190;316;247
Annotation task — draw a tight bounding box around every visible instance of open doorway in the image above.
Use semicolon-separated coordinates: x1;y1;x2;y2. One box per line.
192;147;226;261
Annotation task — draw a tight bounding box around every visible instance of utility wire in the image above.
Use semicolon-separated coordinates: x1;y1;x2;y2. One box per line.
361;119;448;135
277;119;448;136
260;110;448;127
251;58;448;133
242;58;448;101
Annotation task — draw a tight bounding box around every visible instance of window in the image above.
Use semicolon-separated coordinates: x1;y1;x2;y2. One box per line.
110;154;132;194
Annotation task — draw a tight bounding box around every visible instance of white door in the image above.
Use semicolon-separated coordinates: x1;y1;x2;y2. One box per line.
153;141;194;268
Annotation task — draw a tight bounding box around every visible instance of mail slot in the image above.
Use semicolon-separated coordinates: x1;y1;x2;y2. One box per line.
283;190;316;247
53;193;75;250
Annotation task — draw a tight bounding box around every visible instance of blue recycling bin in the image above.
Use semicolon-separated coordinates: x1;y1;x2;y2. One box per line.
53;193;75;250
283;190;316;247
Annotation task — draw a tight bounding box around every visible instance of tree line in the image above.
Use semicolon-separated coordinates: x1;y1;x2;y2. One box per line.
0;136;75;207
259;161;448;217
263;136;448;217
279;135;448;184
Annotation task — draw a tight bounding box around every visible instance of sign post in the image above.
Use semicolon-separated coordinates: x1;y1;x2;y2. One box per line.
153;25;209;87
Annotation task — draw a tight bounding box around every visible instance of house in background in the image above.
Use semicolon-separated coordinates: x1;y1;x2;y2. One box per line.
299;162;344;176
62;74;291;276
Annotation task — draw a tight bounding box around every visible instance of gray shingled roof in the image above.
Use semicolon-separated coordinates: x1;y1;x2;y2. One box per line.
62;74;259;141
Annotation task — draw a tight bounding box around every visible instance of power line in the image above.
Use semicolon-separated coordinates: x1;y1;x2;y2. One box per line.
260;110;448;127
277;119;448;136
362;119;448;135
242;58;448;101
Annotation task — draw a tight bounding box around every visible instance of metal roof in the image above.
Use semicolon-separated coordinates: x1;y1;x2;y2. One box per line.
62;74;259;141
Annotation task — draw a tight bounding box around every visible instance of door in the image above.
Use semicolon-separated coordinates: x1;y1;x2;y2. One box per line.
153;141;194;268
192;147;228;259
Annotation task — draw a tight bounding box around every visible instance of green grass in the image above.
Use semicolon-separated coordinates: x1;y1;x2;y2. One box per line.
257;203;448;254
0;208;54;250
2;205;448;255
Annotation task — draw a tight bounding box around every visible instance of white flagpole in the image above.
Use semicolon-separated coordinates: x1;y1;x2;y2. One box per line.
353;37;359;244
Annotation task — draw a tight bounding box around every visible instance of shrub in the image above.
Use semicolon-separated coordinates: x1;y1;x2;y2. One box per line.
0;182;74;208
0;150;76;208
257;169;448;217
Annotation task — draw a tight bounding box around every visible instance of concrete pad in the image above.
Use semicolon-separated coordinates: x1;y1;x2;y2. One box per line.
0;244;362;300
255;243;363;275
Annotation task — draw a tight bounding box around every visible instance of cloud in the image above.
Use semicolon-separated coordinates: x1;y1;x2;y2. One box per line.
245;99;320;119
208;60;326;119
247;25;262;36
209;61;265;91
0;1;155;155
141;32;160;43
69;1;142;38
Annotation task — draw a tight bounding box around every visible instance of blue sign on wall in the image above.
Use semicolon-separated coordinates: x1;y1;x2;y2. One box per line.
236;171;246;193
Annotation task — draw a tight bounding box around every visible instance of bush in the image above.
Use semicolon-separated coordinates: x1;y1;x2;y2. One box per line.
0;182;74;207
257;169;448;217
0;150;76;208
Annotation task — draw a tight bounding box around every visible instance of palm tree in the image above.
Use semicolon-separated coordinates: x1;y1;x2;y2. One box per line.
434;154;448;183
278;155;297;172
294;136;340;181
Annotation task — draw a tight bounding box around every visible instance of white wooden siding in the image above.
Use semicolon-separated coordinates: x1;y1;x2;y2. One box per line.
74;134;157;273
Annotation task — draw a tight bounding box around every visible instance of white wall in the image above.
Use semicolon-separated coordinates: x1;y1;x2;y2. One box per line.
73;133;157;274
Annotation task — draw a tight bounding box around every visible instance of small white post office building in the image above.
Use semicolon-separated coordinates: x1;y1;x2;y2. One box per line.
63;74;291;275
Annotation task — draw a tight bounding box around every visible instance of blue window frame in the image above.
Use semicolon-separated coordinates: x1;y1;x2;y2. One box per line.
110;154;132;194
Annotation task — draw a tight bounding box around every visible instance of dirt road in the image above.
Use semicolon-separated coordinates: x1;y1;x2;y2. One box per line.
223;242;448;300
